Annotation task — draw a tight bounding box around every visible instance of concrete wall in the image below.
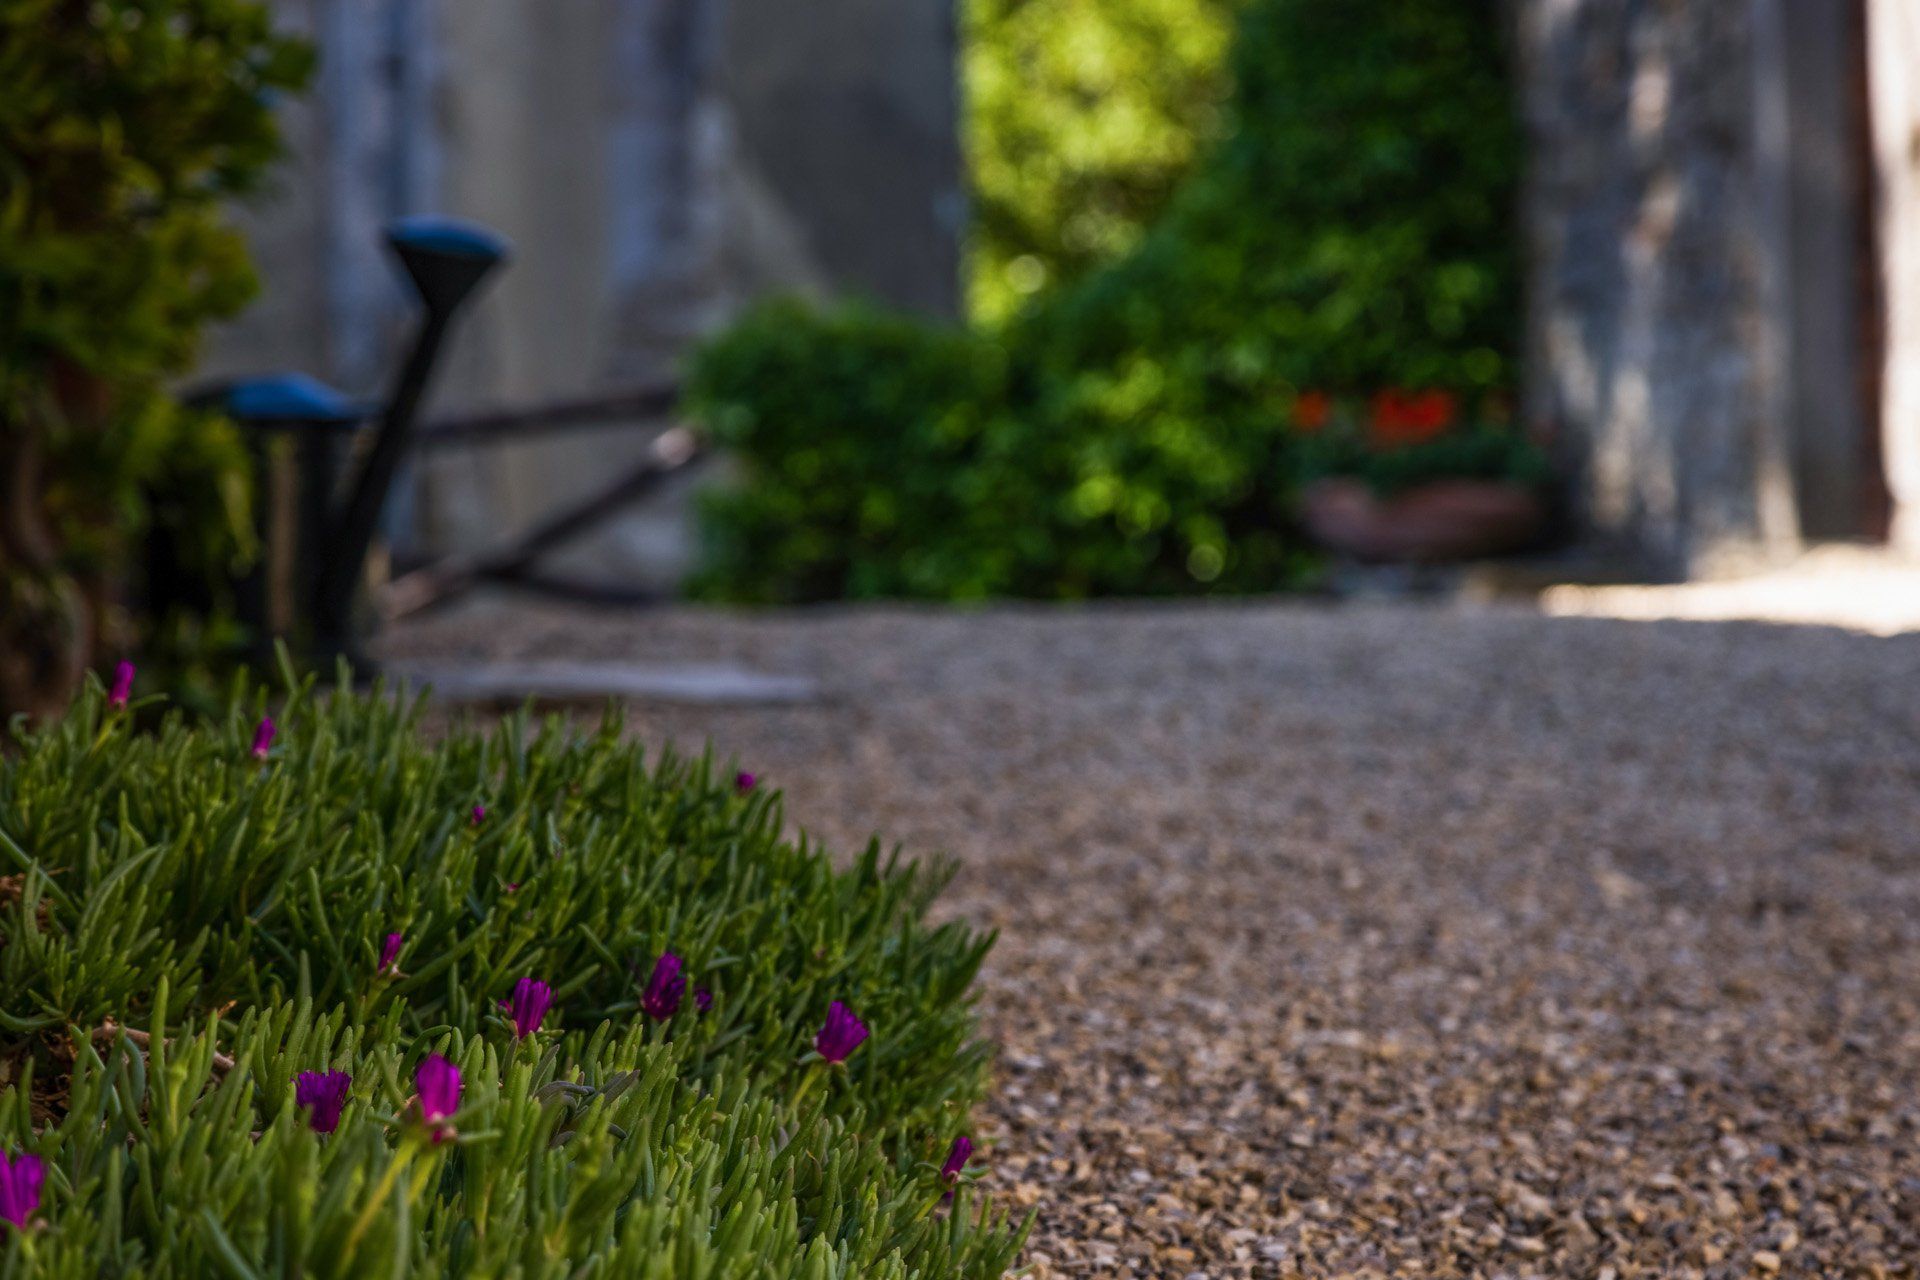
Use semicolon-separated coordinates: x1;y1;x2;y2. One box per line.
723;0;961;317
1518;0;1885;575
1775;2;1875;540
201;0;960;583
1867;0;1920;554
1518;0;1796;576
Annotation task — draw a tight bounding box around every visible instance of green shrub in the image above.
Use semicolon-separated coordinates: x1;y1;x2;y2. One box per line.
0;673;1026;1276
0;0;310;720
692;305;1019;601
690;302;1308;600
1037;0;1519;393
690;0;1521;602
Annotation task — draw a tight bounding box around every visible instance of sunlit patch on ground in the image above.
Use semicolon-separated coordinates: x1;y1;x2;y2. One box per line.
1542;545;1920;636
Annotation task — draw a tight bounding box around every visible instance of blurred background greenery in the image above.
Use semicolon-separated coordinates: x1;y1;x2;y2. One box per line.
692;0;1523;602
0;0;312;718
0;0;1528;715
963;0;1237;325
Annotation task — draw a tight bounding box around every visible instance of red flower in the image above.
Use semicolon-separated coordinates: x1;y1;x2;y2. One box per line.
1293;390;1332;432
1369;388;1455;446
1409;390;1456;433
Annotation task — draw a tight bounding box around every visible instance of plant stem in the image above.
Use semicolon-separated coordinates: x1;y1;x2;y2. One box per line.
788;1062;825;1113
342;1137;418;1259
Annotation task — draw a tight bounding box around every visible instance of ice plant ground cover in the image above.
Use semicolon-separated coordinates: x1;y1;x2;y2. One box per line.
0;670;1026;1276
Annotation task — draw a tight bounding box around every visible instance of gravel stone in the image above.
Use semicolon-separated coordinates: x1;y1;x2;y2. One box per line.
388;599;1920;1277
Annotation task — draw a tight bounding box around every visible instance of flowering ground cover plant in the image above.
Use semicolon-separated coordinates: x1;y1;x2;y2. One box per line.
0;669;1024;1276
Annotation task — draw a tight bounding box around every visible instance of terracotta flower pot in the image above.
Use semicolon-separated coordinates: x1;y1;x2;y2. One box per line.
1302;478;1545;563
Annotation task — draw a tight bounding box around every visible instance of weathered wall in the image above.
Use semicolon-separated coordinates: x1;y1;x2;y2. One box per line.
723;0;961;317
200;0;960;581
1867;0;1920;555
1776;1;1875;540
1517;0;1801;576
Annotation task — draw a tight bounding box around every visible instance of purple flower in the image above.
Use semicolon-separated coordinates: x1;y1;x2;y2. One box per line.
379;932;404;976
251;716;276;759
814;1001;869;1064
294;1070;352;1134
0;1151;43;1230
109;661;135;709
471;804;486;826
941;1134;972;1184
735;771;756;793
415;1054;462;1136
694;987;713;1015
505;977;552;1039
504;881;519;894
640;953;685;1020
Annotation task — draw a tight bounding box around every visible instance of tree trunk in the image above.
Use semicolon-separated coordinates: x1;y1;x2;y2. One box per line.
0;420;91;724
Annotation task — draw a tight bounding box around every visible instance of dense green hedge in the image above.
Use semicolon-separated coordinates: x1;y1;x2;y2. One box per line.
0;0;310;720
690;0;1521;602
0;673;1025;1275
691;300;1311;600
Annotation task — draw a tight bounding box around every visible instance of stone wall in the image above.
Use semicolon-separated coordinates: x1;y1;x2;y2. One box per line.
200;0;960;583
1517;0;1902;576
1867;0;1920;554
1517;0;1800;576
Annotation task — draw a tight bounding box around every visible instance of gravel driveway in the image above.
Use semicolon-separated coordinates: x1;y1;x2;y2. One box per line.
388;600;1920;1278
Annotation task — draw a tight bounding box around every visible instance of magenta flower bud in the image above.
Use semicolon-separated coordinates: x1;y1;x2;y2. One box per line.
251;716;276;759
0;1151;43;1230
504;881;519;894
694;987;713;1015
109;661;135;709
814;1001;869;1064
379;932;404;976
471;804;486;826
941;1134;972;1184
735;771;756;793
415;1054;462;1125
506;977;552;1039
640;952;685;1020
294;1070;352;1134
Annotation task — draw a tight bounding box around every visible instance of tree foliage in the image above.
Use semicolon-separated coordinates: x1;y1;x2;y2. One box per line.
0;0;310;720
964;0;1235;322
